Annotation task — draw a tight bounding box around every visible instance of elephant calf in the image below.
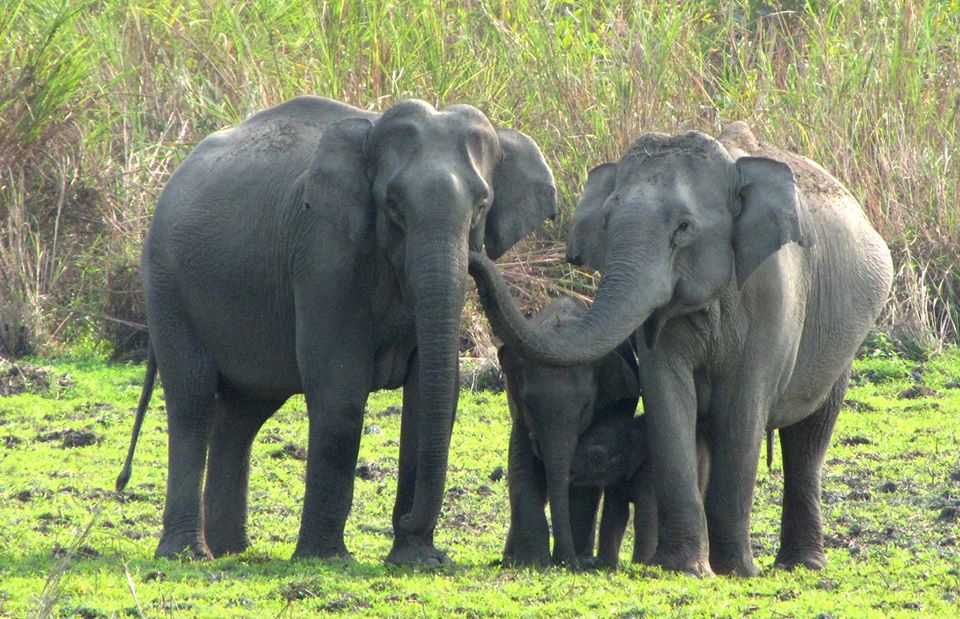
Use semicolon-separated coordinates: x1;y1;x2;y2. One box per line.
570;414;710;568
498;297;640;567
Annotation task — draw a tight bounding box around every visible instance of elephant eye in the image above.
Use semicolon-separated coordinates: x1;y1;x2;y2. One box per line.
386;196;404;226
670;220;692;249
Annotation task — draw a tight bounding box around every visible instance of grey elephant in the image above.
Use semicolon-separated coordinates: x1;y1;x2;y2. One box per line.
498;297;640;567
470;121;893;576
570;414;710;568
115;96;557;566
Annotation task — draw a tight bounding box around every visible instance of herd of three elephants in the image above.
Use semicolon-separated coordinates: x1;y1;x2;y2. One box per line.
116;96;893;577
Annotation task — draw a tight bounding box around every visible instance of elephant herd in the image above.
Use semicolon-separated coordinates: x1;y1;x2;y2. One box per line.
116;96;893;577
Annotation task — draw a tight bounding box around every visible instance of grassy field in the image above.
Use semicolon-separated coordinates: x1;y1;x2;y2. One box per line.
0;346;958;617
2;0;959;357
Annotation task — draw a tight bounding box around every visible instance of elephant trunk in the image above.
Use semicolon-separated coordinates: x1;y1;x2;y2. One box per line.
469;223;671;366
396;236;468;537
541;428;580;566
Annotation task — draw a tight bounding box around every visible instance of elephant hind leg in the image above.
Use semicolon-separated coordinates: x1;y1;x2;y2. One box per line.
775;364;851;571
153;339;219;560
204;396;283;557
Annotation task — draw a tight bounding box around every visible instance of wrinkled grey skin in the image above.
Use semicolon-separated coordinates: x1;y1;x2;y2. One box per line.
117;96;556;566
498;297;640;567
570;414;709;568
470;122;893;576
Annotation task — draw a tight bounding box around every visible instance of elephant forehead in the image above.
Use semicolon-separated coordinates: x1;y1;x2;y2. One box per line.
615;155;730;208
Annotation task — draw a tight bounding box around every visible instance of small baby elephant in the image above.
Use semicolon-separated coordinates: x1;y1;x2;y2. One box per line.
499;297;641;567
570;414;710;567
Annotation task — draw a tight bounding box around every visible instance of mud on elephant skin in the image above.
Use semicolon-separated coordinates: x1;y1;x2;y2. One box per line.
570;414;710;568
498;297;640;568
116;96;557;566
470;121;893;576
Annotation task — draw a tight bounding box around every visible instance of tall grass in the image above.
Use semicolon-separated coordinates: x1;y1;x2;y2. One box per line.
1;0;957;355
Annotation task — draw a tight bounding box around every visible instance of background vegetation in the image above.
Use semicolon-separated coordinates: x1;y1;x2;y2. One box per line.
1;0;959;359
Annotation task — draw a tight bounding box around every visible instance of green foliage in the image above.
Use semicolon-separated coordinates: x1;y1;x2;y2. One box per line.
0;0;959;354
0;352;958;616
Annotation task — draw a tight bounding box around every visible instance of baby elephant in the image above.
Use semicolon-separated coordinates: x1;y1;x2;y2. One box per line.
570;415;710;567
499;297;641;567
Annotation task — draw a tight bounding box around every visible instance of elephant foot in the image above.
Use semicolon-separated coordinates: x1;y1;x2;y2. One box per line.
386;536;451;569
710;553;760;577
775;548;827;571
649;549;714;577
291;539;352;561
155;533;212;561
502;551;551;569
205;530;250;558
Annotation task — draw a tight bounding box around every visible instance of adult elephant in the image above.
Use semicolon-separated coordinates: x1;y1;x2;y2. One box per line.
116;96;556;566
469;122;893;576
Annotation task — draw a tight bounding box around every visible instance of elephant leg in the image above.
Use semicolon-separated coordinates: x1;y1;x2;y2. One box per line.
203;396;283;557
152;327;218;560
570;485;602;559
643;359;712;576
292;375;370;559
630;475;658;564
387;352;455;566
597;487;630;568
502;422;550;567
775;365;849;570
705;398;764;577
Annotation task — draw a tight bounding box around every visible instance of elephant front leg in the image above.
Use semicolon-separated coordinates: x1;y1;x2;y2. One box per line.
502;422;550;567
387;353;453;567
597;488;630;568
293;386;369;560
203;397;281;557
570;486;602;560
704;389;765;577
643;360;712;576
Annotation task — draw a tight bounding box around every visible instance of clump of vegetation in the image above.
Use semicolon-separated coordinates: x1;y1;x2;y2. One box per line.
1;1;958;358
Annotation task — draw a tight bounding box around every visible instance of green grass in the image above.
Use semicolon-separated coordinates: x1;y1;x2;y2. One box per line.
0;349;958;617
1;1;959;356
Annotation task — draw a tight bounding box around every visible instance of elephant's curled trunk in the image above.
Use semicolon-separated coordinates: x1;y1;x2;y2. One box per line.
469;248;668;367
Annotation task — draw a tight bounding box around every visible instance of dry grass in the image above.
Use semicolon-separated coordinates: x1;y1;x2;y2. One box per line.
1;0;957;356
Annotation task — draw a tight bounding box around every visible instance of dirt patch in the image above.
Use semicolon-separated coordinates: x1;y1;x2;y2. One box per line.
843;399;875;412
0;358;74;396
898;384;940;399
355;460;392;481
270;442;306;461
51;543;101;559
839;435;872;447
36;428;100;448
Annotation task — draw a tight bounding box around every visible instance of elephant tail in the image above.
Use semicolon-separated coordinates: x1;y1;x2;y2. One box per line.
115;343;157;492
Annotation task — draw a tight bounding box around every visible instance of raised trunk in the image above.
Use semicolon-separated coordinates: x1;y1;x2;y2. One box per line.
469;230;671;366
396;238;468;537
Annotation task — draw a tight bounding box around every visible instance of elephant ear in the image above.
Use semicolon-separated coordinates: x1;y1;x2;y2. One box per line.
596;337;641;407
733;156;815;287
303;117;375;245
480;128;558;260
567;163;617;273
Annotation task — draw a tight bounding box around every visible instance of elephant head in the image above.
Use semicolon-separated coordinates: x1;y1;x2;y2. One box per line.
498;297;639;566
566;163;617;273
569;414;647;489
470;128;815;367
304;100;557;537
